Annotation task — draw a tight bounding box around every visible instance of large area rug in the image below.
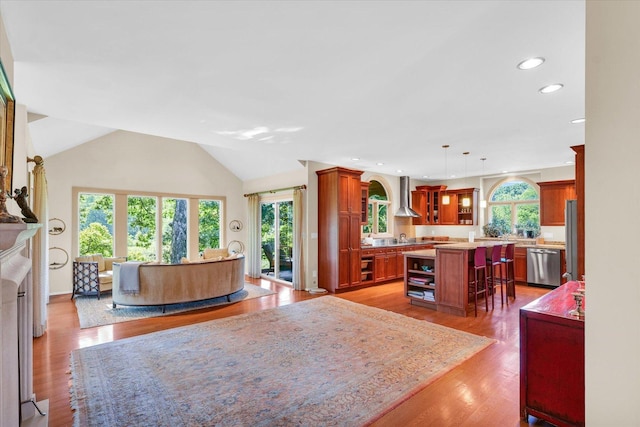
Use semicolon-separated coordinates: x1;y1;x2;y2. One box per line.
74;283;275;329
70;296;494;426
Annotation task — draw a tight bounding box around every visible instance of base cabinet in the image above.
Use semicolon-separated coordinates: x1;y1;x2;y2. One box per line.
514;247;527;283
520;282;584;426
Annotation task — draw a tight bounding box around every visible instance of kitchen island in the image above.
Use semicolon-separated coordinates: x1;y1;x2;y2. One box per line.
404;241;517;316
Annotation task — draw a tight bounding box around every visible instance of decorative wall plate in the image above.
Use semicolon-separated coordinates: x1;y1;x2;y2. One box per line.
227;240;245;254
48;218;66;235
229;219;243;232
49;246;69;269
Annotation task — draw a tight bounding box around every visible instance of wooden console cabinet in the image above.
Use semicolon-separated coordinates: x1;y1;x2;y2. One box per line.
520;281;585;426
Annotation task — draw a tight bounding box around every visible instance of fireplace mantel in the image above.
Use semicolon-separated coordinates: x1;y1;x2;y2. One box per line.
1;223;42;426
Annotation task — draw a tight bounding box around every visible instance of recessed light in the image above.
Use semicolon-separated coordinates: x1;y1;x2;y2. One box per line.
539;84;564;94
351;157;360;161
376;162;384;166
571;118;585;124
396;169;403;174
565;161;575;165
517;57;545;70
422;175;429;179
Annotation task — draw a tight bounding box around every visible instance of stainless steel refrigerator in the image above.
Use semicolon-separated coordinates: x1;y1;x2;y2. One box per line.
564;199;579;282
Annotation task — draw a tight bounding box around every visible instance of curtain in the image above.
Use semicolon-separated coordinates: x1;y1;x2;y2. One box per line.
31;156;49;337
247;194;261;278
292;187;305;290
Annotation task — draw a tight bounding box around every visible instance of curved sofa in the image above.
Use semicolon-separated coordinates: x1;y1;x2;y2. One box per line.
112;256;245;310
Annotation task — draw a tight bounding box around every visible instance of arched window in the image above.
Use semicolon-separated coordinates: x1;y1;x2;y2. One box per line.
488;179;539;236
363;180;390;235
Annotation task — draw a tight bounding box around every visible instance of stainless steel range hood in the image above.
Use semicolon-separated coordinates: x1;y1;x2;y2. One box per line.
395;176;420;218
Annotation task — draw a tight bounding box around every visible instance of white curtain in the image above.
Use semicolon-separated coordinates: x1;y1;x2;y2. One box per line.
31;156;49;337
247;194;261;278
292;187;305;290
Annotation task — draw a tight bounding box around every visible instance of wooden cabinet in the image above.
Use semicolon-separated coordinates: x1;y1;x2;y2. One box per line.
520;282;585;426
538;180;576;226
404;250;437;308
317;167;364;292
514;246;528;283
439;192;458;225
571;145;585;279
374;248;398;282
456;188;479;225
415;186;478;226
411;185;446;225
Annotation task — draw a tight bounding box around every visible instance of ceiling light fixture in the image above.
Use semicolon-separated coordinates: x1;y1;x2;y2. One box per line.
480;157;487;208
571;118;586;124
539;83;564;94
442;145;450;205
351;157;360;161
462;152;471;207
517;57;545;70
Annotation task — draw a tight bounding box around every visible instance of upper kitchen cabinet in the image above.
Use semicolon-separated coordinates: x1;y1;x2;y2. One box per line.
412;185;446;225
538;180;577;226
440;188;479;226
317;167;364;292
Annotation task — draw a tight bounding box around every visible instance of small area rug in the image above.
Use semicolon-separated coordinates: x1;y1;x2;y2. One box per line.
74;283;275;329
70;296;494;426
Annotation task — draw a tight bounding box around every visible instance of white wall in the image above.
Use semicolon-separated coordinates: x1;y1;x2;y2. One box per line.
44;130;245;295
585;2;640;425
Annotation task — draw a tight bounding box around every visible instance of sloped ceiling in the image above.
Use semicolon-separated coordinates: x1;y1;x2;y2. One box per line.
0;1;584;181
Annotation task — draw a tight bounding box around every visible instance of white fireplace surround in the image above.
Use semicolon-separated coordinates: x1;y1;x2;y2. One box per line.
0;223;42;426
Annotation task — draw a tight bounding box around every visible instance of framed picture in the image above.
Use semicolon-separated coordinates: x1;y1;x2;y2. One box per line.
0;60;16;193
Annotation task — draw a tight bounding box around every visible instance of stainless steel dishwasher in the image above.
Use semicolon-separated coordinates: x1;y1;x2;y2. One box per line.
527;248;562;287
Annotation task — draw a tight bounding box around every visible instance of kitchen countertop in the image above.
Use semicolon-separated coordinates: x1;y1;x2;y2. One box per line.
362;239;565;250
361;240;441;249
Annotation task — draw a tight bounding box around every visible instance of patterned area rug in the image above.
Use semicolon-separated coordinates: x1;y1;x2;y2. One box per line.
70;296;494;426
74;283;275;329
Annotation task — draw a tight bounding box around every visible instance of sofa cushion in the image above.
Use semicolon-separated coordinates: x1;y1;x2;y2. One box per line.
203;248;228;260
91;254;106;271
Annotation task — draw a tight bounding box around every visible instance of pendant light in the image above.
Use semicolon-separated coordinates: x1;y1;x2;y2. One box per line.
441;145;450;205
462;152;471;207
480;157;487;208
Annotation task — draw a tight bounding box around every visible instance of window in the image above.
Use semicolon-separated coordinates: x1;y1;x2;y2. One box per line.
75;188;224;261
162;197;188;264
198;199;221;252
363;180;390;235
127;195;157;261
488;179;539;235
78;192;115;256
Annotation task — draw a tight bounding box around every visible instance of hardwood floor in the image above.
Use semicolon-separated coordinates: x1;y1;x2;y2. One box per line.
34;279;555;426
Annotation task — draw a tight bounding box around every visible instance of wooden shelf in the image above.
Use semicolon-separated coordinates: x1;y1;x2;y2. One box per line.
405;251;437;308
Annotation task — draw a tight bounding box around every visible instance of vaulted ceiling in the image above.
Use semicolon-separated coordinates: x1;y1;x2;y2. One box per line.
0;1;585;181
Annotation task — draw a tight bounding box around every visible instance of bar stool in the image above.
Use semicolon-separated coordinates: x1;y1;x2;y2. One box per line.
501;243;515;302
469;246;489;316
487;244;505;307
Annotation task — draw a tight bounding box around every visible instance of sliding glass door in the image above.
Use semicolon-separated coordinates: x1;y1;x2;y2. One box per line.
261;199;293;283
